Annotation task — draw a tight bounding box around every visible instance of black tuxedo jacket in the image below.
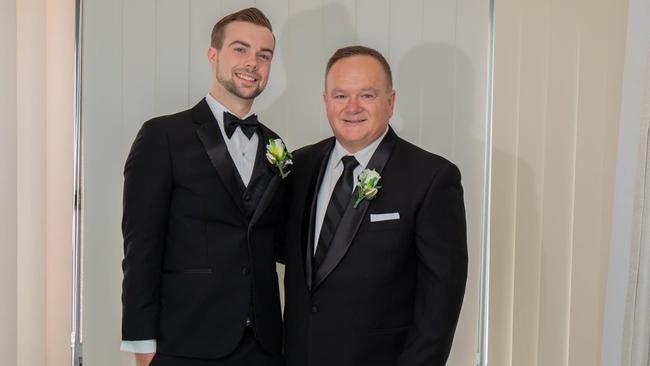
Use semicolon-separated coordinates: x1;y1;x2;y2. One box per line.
283;128;468;366
121;99;285;359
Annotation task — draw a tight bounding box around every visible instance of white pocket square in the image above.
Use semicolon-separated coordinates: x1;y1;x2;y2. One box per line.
370;212;400;222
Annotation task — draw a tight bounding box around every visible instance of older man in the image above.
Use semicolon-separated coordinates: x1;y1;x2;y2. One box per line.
283;45;468;366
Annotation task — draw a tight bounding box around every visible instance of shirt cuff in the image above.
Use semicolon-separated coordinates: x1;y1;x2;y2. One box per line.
120;340;157;354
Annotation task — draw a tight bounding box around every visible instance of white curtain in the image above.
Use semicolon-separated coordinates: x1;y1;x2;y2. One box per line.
625;41;650;366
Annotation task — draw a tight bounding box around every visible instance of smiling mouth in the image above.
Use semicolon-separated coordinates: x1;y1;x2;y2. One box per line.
235;72;258;82
343;118;367;123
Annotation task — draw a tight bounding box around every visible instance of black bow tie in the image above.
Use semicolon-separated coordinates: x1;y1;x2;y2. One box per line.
223;112;259;139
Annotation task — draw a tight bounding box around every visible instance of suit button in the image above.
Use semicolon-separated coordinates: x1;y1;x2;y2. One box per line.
241;266;250;276
311;305;318;313
243;194;251;201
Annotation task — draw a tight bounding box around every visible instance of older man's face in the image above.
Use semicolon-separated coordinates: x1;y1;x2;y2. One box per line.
324;55;395;153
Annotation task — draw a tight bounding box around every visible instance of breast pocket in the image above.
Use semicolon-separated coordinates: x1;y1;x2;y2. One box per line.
366;212;403;231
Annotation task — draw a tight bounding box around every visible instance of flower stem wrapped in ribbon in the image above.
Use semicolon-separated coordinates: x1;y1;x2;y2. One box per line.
353;169;381;208
266;138;293;179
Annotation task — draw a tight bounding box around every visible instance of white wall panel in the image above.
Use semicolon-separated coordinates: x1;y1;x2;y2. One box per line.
322;0;357;53
82;0;129;364
155;0;190;114
255;0;289;139
356;0;390;52
284;0;328;147
419;0;457;159
189;0;217;106
389;0;423;145
123;0;156;160
222;0;254;15
445;0;489;364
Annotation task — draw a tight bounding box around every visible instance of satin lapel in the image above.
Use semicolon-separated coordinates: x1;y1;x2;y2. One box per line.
304;139;335;292
313;128;398;290
249;125;281;227
193;99;246;216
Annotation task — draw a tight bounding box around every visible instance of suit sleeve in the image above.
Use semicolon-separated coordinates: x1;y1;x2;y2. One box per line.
273;192;288;265
397;163;468;366
121;120;172;341
273;147;301;265
273;154;296;265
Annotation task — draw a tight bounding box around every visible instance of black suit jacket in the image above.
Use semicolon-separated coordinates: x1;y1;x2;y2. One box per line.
121;98;285;359
283;127;467;366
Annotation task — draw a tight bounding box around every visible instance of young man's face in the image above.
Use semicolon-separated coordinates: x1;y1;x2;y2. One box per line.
209;21;275;101
324;55;395;153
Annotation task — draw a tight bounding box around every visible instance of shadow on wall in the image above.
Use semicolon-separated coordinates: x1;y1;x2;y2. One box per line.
394;43;478;162
258;3;356;151
395;43;484;366
259;8;481;170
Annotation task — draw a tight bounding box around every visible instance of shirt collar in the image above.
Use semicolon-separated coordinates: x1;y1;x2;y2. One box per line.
205;93;255;126
331;126;390;169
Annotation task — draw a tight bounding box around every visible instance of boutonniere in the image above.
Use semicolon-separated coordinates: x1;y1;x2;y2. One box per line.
266;138;293;179
353;169;381;208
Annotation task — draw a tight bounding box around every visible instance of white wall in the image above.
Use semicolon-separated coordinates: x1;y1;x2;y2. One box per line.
80;1;491;365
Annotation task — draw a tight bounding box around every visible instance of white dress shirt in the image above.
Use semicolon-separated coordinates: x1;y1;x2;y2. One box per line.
313;127;389;253
205;93;259;186
120;94;259;354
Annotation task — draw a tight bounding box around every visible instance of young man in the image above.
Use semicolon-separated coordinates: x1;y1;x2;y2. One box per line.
283;46;468;366
121;8;285;366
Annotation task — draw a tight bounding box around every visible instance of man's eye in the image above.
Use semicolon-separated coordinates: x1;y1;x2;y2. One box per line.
234;47;245;53
361;94;375;99
333;95;346;99
258;54;271;61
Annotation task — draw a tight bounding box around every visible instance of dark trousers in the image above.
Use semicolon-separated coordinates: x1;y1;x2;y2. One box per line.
150;328;284;366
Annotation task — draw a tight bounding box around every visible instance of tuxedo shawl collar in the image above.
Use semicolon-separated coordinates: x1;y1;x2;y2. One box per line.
192;98;281;227
309;127;398;291
248;125;281;228
304;138;336;292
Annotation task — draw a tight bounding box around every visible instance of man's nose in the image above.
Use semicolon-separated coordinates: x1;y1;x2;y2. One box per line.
345;97;362;113
243;54;257;70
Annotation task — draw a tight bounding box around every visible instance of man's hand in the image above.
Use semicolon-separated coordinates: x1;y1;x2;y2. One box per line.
134;352;155;366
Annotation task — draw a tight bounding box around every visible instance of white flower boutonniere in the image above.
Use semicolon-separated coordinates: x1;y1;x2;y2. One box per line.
266;138;293;179
353;169;381;208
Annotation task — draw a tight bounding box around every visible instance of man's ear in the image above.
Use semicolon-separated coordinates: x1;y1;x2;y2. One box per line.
207;47;218;66
388;89;396;114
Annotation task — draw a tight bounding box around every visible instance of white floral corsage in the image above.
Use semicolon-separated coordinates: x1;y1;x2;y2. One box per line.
266;138;293;179
353;169;381;208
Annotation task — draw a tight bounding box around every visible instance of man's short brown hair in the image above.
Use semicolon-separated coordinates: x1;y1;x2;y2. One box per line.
325;45;393;89
211;7;273;49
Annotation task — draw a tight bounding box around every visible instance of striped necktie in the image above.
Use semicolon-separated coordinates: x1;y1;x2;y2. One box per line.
313;155;359;268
